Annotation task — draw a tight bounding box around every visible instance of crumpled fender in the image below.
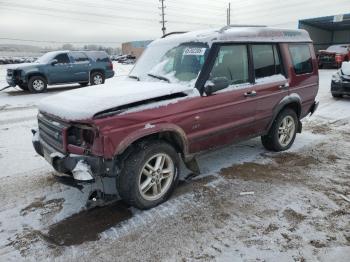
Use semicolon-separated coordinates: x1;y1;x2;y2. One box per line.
113;123;189;157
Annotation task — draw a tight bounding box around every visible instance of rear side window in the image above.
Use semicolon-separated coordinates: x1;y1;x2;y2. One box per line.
252;44;282;78
288;44;313;75
86;51;109;62
54;53;70;64
210;45;249;85
71;52;90;63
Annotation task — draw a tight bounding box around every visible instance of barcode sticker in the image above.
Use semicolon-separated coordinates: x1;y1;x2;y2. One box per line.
183;47;207;56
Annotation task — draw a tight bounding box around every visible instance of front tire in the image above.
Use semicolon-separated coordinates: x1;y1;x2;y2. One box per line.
261;108;298;152
90;72;105;85
28;76;47;93
116;140;180;210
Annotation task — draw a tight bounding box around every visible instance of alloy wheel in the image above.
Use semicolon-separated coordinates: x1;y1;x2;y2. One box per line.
138;153;174;201
278;115;296;147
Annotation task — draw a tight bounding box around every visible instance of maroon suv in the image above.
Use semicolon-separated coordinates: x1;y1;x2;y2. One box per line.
32;26;319;209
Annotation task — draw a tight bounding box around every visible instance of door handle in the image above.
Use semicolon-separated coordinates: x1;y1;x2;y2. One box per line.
244;90;257;97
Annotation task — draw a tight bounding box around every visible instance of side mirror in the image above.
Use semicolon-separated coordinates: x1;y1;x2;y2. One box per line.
204;77;230;95
51;59;58;66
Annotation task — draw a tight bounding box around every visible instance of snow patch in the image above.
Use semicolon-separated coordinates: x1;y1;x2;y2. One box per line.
341;61;350;75
72;161;93;181
144;123;155;129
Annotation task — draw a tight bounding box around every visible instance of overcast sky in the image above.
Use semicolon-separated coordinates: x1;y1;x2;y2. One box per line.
0;0;349;47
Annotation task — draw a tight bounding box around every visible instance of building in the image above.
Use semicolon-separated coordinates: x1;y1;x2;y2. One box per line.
121;40;153;59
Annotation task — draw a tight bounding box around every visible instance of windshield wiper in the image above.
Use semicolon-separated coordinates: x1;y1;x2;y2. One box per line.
129;75;140;81
147;73;170;83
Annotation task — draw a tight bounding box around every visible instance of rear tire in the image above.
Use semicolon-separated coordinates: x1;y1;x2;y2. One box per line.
116;140;180;210
90;72;105;85
261;108;298;152
28;76;47;93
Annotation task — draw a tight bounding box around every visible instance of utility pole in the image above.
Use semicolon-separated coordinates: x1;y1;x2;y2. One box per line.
159;0;167;36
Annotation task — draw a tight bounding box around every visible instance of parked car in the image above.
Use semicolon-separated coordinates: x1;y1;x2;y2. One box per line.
32;26;319;209
331;61;350;98
6;50;114;93
116;54;136;63
318;44;350;68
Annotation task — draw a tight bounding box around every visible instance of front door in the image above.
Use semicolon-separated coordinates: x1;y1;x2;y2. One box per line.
187;44;258;153
47;53;72;84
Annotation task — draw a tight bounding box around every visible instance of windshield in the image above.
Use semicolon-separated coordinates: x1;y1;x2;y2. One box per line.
36;52;58;64
130;42;209;84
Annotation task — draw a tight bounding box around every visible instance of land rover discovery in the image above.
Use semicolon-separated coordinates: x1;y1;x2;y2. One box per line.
32;26;319;209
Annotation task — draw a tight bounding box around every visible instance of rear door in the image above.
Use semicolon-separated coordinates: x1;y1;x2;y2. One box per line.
69;52;90;82
249;44;289;134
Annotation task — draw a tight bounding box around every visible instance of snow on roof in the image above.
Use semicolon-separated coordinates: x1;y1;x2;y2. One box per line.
152;26;311;47
326;44;350;54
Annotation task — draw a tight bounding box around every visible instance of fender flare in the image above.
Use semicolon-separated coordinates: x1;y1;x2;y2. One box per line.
267;93;302;132
26;71;47;83
113;123;189;157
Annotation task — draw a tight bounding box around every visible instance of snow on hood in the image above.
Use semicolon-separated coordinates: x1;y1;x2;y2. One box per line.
7;63;38;70
38;80;195;121
341;62;350;75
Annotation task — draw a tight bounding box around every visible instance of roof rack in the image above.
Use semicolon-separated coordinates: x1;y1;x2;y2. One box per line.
219;24;267;33
162;31;188;38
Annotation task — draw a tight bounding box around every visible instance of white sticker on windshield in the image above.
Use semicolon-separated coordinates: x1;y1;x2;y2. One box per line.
183;47;207;56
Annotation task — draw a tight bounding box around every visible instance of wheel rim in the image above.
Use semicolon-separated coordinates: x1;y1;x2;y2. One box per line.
32;79;44;91
138;153;175;201
93;74;103;85
278;115;296;147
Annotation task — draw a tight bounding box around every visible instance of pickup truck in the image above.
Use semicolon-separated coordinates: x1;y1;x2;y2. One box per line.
6;50;115;93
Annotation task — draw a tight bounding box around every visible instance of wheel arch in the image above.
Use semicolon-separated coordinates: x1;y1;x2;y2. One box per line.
114;124;189;159
267;94;302;133
26;72;47;83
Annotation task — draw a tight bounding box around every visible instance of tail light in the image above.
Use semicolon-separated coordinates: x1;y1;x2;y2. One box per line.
108;61;113;70
335;54;343;63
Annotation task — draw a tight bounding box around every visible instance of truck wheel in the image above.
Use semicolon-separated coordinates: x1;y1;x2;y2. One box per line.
18;83;28;91
261;108;298;152
116;140;180;210
28;76;47;93
90;72;105;85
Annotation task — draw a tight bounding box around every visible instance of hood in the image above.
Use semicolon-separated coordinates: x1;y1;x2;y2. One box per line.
7;62;43;70
39;80;196;121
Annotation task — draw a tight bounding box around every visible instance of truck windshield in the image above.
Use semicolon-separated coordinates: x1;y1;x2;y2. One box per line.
130;42;209;84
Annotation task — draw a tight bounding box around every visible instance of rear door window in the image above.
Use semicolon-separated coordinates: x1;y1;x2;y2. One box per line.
71;52;90;63
210;45;249;86
288;44;313;75
252;44;283;79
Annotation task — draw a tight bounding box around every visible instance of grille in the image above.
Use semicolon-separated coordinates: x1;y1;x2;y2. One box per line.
319;54;335;63
7;69;13;76
38;113;68;153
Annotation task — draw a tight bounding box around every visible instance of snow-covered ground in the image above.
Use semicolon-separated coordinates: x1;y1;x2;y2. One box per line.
0;66;349;261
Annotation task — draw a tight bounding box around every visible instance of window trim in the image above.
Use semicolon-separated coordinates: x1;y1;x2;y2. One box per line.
54;53;70;64
196;42;252;94
288;43;313;76
249;43;286;82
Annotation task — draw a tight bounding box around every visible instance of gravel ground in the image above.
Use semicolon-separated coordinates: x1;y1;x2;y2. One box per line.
0;67;349;261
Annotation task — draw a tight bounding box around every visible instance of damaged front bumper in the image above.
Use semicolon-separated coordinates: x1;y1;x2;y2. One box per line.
32;129;114;184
